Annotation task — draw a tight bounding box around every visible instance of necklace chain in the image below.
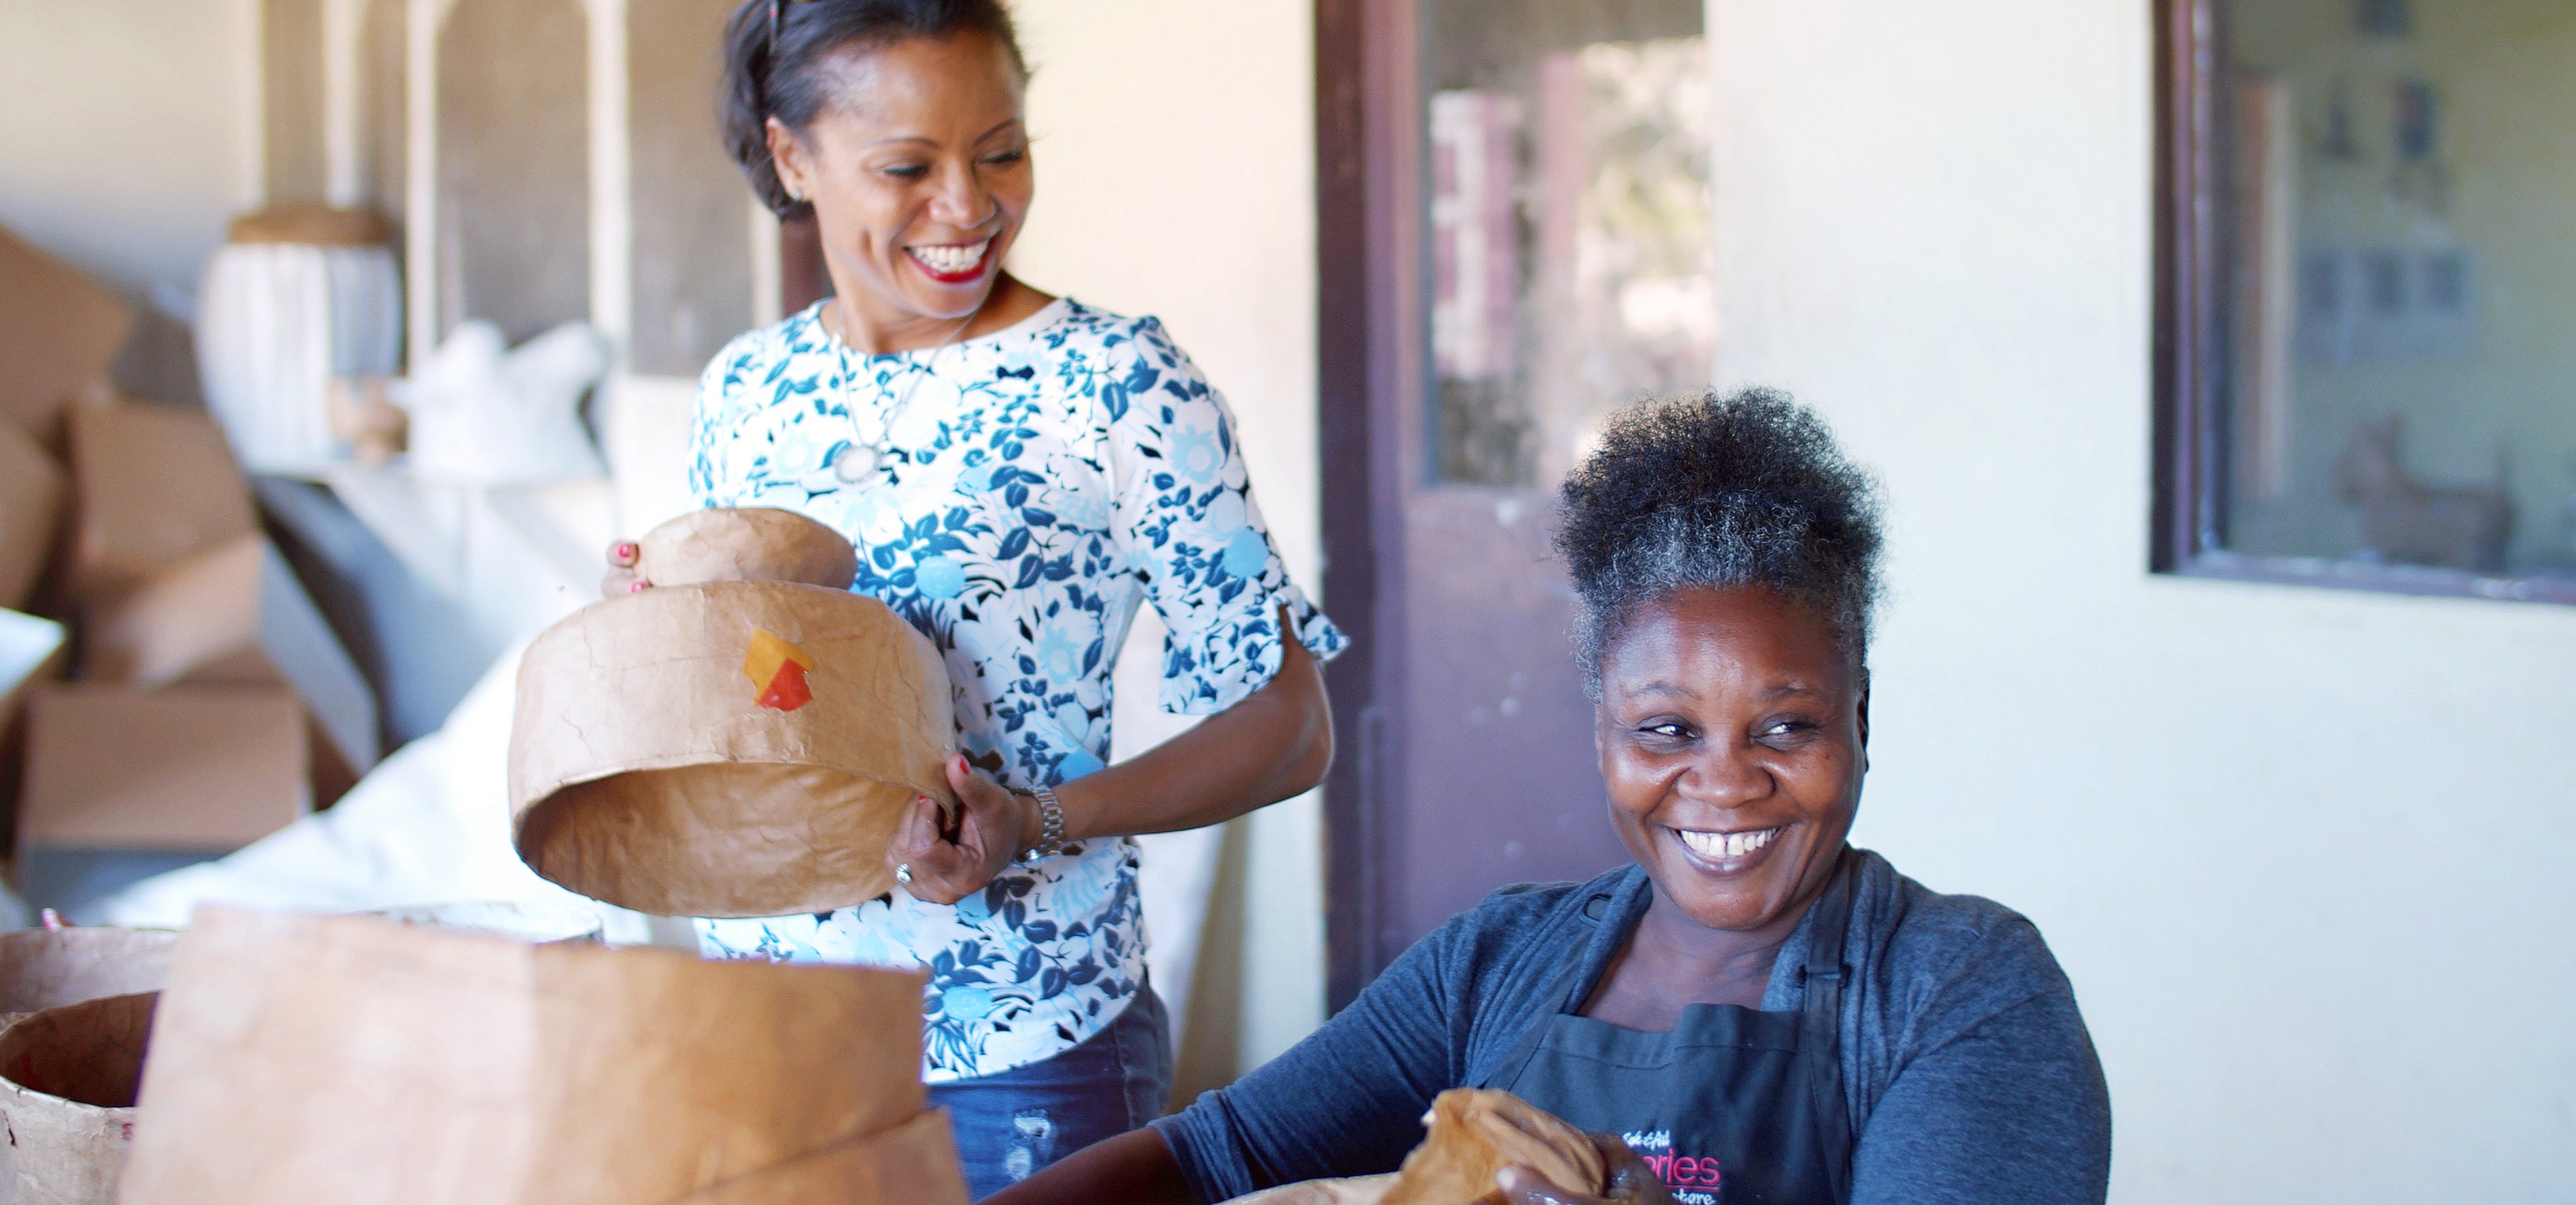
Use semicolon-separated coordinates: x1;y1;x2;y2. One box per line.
827;300;981;484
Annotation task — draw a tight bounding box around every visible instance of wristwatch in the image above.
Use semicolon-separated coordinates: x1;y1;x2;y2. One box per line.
1019;784;1066;863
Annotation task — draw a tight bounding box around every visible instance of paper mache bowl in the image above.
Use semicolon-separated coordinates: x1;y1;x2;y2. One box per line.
508;508;955;918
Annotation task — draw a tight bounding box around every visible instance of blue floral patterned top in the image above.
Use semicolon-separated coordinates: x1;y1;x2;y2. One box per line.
686;298;1344;1082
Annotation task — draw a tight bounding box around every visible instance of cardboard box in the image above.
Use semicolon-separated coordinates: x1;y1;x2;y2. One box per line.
65;402;258;607
83;533;379;787
18;684;308;854
0;421;64;610
0;224;132;444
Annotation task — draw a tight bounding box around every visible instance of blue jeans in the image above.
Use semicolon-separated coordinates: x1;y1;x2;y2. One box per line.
931;980;1173;1201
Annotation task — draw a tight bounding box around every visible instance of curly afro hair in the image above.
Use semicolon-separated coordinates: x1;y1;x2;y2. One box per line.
1556;389;1885;696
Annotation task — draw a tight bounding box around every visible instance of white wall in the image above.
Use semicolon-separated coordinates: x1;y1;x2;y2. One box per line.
0;0;261;297
1005;0;1327;1085
0;0;262;401
1708;1;2576;1200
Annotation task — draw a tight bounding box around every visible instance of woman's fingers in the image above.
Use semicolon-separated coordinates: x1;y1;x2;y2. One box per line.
955;771;1012;830
1588;1134;1680;1205
946;753;1001;804
885;758;1030;906
1495;1166;1598;1205
946;757;1023;866
1497;1144;1677;1205
600;541;647;599
886;794;943;866
891;793;979;904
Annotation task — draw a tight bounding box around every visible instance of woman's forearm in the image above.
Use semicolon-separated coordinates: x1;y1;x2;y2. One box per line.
984;1127;1198;1205
1049;607;1332;843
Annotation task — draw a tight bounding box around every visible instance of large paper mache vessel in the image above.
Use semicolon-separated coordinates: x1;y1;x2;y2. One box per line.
115;907;969;1205
508;507;957;917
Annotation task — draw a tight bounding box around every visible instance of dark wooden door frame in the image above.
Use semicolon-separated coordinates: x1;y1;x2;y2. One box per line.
1316;0;1420;1012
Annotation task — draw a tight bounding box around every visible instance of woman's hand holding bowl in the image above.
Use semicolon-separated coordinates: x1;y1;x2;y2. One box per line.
885;753;1041;905
1496;1134;1678;1205
601;539;647;597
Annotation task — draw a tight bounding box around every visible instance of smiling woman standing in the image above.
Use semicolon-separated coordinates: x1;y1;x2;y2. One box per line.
603;1;1343;1196
989;391;2110;1205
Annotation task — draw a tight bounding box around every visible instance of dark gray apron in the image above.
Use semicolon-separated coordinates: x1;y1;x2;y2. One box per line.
1476;849;1858;1205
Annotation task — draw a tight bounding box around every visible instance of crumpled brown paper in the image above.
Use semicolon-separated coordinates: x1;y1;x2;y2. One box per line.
637;508;858;591
510;579;956;917
1379;1090;1606;1205
0;991;156;1205
509;506;955;917
671;1109;967;1205
115;906;943;1205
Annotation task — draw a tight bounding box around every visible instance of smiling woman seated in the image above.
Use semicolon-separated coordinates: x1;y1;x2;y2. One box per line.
987;390;2112;1205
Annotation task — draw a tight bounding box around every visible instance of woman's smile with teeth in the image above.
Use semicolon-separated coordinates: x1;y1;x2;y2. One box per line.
908;239;992;273
1675;826;1781;860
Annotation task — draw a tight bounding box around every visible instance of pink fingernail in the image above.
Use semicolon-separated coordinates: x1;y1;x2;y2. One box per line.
614;543;637;558
629;580;646;593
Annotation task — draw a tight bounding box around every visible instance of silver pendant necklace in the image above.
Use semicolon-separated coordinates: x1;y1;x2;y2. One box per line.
829;303;980;484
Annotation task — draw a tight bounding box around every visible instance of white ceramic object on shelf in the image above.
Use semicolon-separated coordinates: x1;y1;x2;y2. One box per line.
197;241;402;476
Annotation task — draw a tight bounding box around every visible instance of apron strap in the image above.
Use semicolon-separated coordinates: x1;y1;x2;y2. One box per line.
1799;847;1860;1205
1484;853;1863;1205
1475;892;1616;1092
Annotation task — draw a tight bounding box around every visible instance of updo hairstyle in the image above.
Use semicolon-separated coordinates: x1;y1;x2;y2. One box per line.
720;0;1030;219
1555;389;1885;697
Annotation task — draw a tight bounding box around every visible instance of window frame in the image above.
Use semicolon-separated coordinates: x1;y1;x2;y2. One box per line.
2150;0;2576;606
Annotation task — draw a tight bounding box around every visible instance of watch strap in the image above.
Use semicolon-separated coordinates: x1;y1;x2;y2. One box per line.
1020;784;1066;862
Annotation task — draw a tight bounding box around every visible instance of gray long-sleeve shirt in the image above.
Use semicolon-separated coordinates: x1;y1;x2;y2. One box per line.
1152;849;2111;1204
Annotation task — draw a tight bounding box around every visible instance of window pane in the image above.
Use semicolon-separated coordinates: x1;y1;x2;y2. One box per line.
2220;0;2576;579
1421;0;1712;489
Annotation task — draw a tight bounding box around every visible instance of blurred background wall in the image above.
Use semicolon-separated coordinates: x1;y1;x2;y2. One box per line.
0;0;262;405
1706;1;2576;1200
1008;0;1331;1100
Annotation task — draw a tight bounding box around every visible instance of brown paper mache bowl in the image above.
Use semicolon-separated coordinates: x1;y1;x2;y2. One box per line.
637;507;862;591
509;579;957;918
0;991;155;1205
114;908;946;1205
0;927;179;1026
